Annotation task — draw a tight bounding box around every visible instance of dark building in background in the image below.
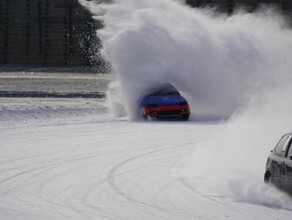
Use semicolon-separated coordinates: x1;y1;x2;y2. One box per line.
0;0;105;69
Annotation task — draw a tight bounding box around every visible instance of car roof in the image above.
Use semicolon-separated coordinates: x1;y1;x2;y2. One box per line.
282;133;292;137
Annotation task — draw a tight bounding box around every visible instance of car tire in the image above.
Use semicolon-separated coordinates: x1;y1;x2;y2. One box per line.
181;114;189;121
264;171;271;184
138;107;147;119
147;116;156;121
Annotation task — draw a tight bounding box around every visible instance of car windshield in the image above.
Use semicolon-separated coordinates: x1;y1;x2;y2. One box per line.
149;84;180;96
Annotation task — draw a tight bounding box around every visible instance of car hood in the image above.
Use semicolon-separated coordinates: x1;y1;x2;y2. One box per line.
140;95;188;107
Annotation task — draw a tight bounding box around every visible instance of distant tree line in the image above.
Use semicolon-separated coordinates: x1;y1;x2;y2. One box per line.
186;0;292;15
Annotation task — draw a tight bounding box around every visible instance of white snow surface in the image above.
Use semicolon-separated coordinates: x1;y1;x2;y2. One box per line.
1;0;292;218
0;100;292;220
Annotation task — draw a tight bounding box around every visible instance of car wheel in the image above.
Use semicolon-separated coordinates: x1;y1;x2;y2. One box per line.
147;116;155;121
138;107;147;119
264;171;271;184
181;114;189;121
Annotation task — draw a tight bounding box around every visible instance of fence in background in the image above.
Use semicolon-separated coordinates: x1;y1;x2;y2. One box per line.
0;0;102;67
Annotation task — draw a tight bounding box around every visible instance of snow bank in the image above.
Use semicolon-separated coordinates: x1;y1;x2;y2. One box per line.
0;98;108;123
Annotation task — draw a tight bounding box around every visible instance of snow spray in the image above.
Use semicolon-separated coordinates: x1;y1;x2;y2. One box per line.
80;0;292;209
80;0;292;119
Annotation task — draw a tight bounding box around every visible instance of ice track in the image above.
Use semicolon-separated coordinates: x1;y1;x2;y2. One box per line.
0;111;291;219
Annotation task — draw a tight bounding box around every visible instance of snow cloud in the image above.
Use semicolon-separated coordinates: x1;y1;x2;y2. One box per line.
180;86;292;210
80;0;292;209
80;0;292;119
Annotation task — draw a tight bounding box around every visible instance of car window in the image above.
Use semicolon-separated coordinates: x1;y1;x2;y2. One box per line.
282;136;292;157
287;138;292;159
149;84;180;96
274;134;289;156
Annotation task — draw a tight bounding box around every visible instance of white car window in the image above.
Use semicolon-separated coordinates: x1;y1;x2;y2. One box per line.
282;136;292;157
287;139;292;159
274;135;289;156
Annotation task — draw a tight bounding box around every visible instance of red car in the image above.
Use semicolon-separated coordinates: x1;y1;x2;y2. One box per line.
140;84;190;120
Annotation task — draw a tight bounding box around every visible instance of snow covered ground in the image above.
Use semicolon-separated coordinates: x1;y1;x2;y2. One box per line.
0;96;292;220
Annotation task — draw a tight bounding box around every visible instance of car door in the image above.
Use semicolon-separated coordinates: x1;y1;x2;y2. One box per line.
270;134;290;185
282;137;292;191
